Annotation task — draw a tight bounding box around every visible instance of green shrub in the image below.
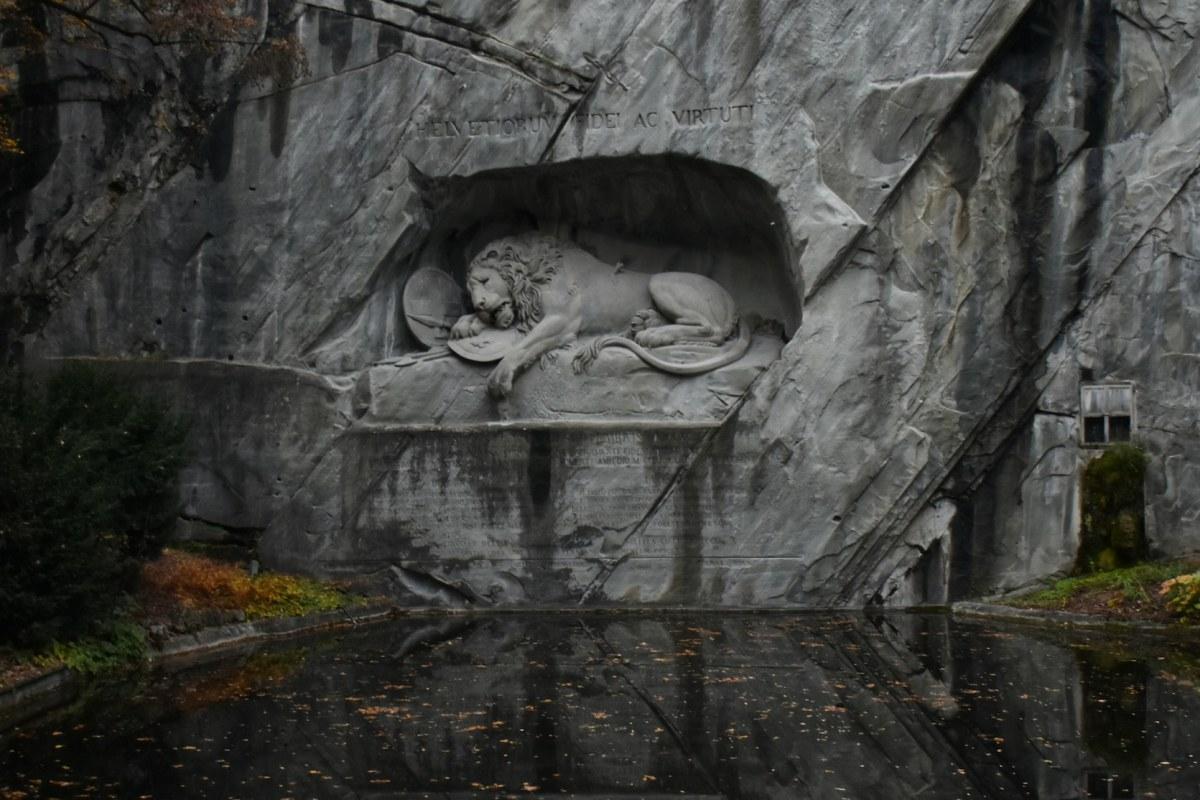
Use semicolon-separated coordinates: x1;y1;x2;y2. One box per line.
39;617;149;675
0;365;188;647
1077;444;1148;573
1010;561;1191;610
1160;572;1200;621
141;549;359;620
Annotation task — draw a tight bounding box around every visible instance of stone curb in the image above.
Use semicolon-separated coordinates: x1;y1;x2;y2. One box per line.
0;666;79;729
151;603;395;662
951;601;1200;636
0;604;396;731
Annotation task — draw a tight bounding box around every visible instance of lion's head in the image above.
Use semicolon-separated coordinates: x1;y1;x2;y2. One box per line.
466;234;561;332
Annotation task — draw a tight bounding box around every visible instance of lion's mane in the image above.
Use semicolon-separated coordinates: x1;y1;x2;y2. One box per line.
467;233;562;332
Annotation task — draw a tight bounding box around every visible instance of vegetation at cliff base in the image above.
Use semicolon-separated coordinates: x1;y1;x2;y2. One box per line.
0;365;188;647
0;548;368;688
1076;443;1149;573
0;364;369;689
1006;560;1200;623
1005;444;1200;624
140;549;360;623
1160;570;1200;621
37;617;149;675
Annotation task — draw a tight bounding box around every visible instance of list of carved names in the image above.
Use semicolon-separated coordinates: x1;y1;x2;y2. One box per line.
373;432;742;560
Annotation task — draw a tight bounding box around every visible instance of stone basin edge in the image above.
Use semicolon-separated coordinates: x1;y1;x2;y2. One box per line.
0;604;397;732
12;602;1196;731
0;603;898;728
952;601;1200;638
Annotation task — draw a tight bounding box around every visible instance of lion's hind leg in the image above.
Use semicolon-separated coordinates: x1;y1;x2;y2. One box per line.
629;308;667;335
637;272;736;348
634;322;720;348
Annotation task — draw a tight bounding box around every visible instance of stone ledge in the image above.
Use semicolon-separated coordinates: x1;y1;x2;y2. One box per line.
0;667;79;729
951;601;1200;637
152;604;396;662
359;334;783;427
0;604;396;731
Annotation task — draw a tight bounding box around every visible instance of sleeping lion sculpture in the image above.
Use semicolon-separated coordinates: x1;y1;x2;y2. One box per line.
448;233;751;398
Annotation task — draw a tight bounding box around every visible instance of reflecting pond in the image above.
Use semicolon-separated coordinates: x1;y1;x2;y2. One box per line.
3;613;1199;799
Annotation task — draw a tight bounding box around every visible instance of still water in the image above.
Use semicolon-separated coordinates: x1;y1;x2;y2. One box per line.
2;613;1198;799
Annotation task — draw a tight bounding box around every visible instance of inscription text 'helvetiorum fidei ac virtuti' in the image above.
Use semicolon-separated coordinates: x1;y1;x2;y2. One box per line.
410;102;754;140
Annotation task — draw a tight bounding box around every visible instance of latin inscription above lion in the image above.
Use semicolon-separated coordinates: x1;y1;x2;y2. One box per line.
431;233;751;398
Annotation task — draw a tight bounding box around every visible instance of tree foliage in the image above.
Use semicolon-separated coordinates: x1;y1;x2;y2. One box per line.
0;0;308;156
0;365;188;646
0;0;26;155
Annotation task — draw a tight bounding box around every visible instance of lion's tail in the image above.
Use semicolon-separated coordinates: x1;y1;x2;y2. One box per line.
572;319;752;376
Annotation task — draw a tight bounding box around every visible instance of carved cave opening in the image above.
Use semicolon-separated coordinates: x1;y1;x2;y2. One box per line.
358;155;800;426
409;155;801;338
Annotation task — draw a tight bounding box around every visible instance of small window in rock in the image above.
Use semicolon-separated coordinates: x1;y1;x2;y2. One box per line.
1080;382;1135;446
1108;415;1131;442
1084;417;1107;444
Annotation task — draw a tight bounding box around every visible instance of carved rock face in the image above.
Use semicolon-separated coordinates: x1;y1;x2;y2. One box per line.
438;231;758;399
465;266;514;329
9;0;1200;606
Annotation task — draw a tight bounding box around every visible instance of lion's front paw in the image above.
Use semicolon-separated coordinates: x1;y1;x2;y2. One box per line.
487;360;516;398
571;347;594;374
450;314;483;340
572;338;610;374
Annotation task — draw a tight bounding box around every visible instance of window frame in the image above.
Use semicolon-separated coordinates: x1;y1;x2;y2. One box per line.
1079;380;1136;448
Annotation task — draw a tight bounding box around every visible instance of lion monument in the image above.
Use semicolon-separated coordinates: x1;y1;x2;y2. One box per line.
448;233;751;398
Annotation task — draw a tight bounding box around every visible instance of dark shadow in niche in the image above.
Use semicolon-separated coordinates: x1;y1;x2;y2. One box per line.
408;154;802;337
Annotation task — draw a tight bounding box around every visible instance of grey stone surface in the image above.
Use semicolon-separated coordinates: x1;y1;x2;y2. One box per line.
0;667;78;731
438;231;772;404
952;601;1188;633
152;604;394;661
3;0;1199;606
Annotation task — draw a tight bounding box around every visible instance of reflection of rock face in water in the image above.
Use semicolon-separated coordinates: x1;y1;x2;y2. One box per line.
1077;649;1150;774
3;615;1199;798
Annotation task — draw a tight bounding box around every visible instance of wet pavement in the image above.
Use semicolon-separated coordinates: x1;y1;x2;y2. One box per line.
2;613;1198;798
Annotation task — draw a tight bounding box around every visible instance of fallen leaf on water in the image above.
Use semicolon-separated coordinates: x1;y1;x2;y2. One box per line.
356;706;404;718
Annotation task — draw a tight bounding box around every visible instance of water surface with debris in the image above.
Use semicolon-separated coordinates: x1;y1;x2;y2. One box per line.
3;613;1198;798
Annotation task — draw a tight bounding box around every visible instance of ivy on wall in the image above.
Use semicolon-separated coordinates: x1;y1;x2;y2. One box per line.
1076;443;1149;573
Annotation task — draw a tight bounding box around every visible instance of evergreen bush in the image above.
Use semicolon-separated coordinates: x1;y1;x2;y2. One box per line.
1076;443;1149;573
0;365;188;646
